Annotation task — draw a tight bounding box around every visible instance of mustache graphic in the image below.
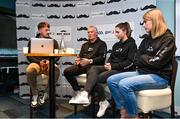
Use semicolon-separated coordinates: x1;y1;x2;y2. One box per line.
20;94;30;97
92;1;105;6
77;27;87;31
47;4;60;8
19;72;26;76
63;3;75;7
17;37;29;41
60;30;67;32
63;95;72;98
18;61;29;65
16;14;30;18
62;15;75;19
122;8;138;14
106;10;120;16
56;83;60;86
107;0;121;4
20;82;29;86
17;26;30;30
77;14;89;18
47;15;60;19
107;49;112;53
141;4;156;11
140;22;144;25
62;62;74;65
139;34;148;39
32;3;46;7
77;38;88;41
56;94;61;97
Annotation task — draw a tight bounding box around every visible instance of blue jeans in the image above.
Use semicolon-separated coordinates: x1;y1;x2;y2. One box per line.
107;71;168;116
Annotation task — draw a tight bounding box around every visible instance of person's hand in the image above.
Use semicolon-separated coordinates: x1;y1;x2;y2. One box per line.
40;60;49;72
104;63;111;71
75;57;81;65
80;58;90;67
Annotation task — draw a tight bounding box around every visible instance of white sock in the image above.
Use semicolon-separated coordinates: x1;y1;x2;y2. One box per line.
32;95;38;101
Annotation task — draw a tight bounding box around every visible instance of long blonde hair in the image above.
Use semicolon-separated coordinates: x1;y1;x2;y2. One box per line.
143;8;167;39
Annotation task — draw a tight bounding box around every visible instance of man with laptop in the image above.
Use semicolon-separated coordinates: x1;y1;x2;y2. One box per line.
26;22;60;108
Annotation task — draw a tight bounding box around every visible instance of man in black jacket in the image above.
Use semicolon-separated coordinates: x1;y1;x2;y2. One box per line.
64;25;107;104
26;22;60;108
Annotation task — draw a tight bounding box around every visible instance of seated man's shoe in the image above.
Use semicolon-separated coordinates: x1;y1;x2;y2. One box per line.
38;92;48;106
69;91;89;104
69;91;81;104
83;96;91;107
96;99;110;117
31;95;38;108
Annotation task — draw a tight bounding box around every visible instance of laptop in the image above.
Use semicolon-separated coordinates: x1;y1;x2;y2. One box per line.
30;38;54;53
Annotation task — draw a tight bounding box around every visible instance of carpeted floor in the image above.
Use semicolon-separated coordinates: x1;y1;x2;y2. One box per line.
0;93;179;118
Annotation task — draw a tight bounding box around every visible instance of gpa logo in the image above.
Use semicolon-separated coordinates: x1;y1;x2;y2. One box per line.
98;30;114;35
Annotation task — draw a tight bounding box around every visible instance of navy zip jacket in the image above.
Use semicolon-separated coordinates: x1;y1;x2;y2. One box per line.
79;37;107;65
107;37;137;71
134;29;177;81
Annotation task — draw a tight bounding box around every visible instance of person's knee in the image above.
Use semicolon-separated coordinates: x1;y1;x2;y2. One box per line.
107;76;113;86
63;67;71;76
26;67;37;75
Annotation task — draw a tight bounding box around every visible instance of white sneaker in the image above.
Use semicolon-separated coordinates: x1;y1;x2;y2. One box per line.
69;91;89;104
31;95;38;107
39;92;48;105
69;91;81;104
83;96;91;107
96;99;110;117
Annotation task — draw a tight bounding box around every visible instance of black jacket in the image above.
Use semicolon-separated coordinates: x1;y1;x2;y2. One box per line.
79;37;107;65
134;29;176;81
108;37;137;71
27;34;59;64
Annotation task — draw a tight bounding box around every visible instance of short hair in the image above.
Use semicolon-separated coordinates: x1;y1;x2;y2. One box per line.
87;25;98;33
115;22;132;38
37;22;50;30
143;8;167;38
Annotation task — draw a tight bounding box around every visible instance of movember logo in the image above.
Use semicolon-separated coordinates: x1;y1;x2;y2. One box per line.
18;61;30;65
92;1;105;6
32;3;46;7
140;4;156;11
47;15;60;19
77;14;89;18
122;8;138;14
62;15;75;19
140;22;144;25
106;10;120;16
77;27;87;31
17;26;30;30
16;14;30;18
19;72;26;76
20;82;29;86
62;62;74;65
63;3;75;7
77;38;88;41
107;0;121;4
47;4;60;8
17;37;29;41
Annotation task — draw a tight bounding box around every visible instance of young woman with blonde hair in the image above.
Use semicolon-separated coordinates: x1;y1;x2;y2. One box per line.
107;8;176;118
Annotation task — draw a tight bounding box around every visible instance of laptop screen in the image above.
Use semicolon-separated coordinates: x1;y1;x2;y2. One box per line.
30;38;54;53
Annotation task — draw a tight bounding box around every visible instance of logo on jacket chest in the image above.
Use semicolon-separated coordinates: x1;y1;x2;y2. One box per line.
88;47;93;52
115;48;123;52
147;46;154;52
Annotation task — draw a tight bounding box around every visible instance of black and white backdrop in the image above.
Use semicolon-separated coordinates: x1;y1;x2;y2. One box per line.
16;0;156;99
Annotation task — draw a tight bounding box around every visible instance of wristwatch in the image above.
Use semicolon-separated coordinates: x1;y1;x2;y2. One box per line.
89;59;93;64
